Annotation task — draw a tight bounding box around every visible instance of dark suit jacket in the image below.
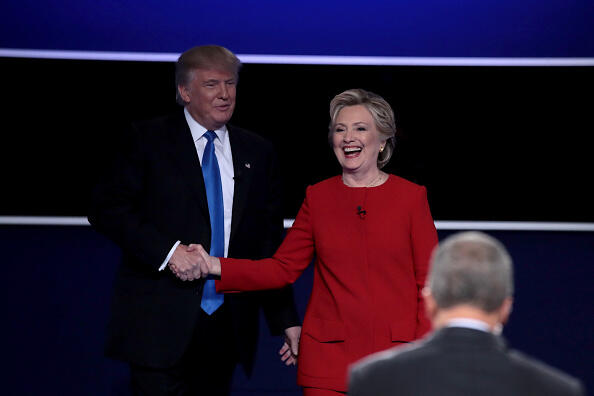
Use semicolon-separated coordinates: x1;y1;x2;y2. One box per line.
88;110;299;371
349;327;585;396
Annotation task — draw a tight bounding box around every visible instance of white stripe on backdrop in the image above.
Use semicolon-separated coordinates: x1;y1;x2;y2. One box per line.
1;49;594;67
1;216;593;232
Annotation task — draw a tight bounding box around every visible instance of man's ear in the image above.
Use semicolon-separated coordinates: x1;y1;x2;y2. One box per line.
178;84;190;103
498;297;513;325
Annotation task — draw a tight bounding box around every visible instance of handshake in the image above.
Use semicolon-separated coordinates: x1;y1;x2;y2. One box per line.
169;243;301;366
168;243;221;281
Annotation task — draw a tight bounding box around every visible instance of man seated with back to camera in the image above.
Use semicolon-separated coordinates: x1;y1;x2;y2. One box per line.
348;231;585;396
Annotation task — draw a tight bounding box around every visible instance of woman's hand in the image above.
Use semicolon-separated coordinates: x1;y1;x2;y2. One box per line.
187;244;221;276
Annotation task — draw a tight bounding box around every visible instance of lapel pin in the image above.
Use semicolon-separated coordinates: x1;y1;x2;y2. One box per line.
245;163;251;169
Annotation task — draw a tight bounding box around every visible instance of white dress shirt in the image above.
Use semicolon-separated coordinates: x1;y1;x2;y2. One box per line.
158;108;235;270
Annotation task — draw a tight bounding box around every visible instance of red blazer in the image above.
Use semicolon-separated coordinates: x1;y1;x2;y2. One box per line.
217;175;438;391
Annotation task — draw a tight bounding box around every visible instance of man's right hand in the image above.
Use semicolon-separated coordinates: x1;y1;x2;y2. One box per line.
168;243;203;281
187;244;221;276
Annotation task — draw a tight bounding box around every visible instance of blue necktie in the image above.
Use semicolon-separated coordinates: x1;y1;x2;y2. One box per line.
200;130;225;315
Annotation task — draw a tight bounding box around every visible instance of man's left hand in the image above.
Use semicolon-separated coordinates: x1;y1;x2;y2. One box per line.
279;326;301;366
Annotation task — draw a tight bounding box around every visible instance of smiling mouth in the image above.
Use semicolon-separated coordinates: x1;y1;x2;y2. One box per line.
343;147;362;157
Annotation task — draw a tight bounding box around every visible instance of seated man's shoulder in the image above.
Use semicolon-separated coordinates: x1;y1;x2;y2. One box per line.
508;350;585;395
351;340;428;376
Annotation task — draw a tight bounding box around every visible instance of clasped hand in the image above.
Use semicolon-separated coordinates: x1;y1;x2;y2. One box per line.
170;245;300;366
168;243;220;281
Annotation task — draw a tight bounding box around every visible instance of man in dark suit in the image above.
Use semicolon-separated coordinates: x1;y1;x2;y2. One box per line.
89;45;301;395
348;231;585;396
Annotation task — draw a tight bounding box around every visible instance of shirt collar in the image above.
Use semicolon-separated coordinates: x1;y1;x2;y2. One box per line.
184;107;228;142
446;318;491;333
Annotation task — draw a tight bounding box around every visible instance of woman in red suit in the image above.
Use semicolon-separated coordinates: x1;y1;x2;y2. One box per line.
196;89;438;395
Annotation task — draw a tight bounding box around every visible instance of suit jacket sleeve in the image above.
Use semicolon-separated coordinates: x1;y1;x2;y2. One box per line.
411;186;438;338
88;124;177;270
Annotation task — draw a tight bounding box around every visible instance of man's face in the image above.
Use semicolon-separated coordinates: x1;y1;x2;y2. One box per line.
179;68;236;130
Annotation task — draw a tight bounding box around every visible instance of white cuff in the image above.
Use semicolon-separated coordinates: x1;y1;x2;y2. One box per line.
159;240;181;271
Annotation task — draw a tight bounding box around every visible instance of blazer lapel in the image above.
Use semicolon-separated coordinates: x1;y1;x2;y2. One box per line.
166;112;210;222
228;126;254;245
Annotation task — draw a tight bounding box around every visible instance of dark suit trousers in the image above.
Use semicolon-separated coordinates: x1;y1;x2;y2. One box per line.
130;305;237;396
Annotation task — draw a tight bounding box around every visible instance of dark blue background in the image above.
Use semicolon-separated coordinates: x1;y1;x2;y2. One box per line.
1;1;592;394
1;0;593;57
1;225;592;395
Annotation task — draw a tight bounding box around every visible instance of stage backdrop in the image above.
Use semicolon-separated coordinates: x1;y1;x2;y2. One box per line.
0;58;592;222
0;226;594;396
1;1;592;395
1;225;592;395
1;0;593;57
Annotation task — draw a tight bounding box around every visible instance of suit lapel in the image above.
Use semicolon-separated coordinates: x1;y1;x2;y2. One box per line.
166;112;210;222
228;126;254;246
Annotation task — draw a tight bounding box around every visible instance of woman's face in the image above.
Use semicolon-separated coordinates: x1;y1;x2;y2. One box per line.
332;104;384;176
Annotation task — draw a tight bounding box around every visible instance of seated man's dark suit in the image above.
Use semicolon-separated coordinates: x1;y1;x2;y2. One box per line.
349;327;585;396
89;110;299;376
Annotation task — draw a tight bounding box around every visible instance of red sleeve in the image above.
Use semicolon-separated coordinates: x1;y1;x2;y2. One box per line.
411;186;438;338
216;186;315;292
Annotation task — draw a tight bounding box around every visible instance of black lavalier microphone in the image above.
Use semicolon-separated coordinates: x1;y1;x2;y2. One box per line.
357;205;367;218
